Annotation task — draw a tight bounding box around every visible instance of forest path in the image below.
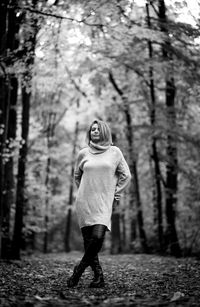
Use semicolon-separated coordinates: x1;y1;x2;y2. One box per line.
0;252;200;306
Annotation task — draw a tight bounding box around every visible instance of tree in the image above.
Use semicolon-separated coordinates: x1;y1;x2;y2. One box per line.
43;111;57;253
0;0;20;259
157;0;181;256
12;0;39;259
65;120;79;252
0;0;8;258
146;1;163;252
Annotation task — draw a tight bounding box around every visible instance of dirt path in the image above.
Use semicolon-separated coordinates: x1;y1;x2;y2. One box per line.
0;252;200;306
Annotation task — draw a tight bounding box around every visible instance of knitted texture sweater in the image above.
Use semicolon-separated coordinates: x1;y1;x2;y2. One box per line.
74;145;131;231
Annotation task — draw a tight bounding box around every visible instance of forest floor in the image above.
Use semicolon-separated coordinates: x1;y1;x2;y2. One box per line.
0;251;200;307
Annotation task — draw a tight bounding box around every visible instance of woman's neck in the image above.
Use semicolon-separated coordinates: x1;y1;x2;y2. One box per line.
89;140;111;154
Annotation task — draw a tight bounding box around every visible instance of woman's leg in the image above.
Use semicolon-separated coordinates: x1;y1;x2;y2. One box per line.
81;225;106;288
81;224;106;265
81;226;100;271
67;224;106;287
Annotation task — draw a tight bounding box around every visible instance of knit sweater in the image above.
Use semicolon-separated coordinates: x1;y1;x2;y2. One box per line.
74;145;131;231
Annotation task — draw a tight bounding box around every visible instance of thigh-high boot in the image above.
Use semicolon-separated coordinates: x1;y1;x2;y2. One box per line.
82;226;104;288
67;224;106;288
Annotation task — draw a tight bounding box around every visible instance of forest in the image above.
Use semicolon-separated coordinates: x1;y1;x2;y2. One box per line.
1;0;200;262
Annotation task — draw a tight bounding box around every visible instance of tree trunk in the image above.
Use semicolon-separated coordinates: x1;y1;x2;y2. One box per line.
146;2;163;252
12;86;30;259
121;212;126;252
1;77;18;259
110;132;122;254
65;121;79;252
44;155;51;254
165;79;181;256
109;71;148;253
0;76;5;257
0;1;19;259
111;211;122;254
157;0;181;256
0;75;10;258
43;112;56;253
0;0;7;255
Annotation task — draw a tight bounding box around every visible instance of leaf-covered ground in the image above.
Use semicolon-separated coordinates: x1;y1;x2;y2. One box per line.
0;252;200;306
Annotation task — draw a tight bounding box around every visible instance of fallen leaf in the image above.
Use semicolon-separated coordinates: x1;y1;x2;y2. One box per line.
170;291;185;302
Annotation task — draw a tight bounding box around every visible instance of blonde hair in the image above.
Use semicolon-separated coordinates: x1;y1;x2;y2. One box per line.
86;119;112;145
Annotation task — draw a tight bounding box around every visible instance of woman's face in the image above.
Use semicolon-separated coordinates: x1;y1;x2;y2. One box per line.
90;123;101;143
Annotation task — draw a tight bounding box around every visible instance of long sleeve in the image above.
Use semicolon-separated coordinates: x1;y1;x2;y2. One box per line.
74;150;84;188
114;151;131;201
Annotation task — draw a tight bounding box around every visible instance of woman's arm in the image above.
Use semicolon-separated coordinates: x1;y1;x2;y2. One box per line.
114;150;131;201
74;150;84;188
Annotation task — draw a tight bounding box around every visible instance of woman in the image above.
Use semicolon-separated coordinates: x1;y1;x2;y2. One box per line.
67;119;131;288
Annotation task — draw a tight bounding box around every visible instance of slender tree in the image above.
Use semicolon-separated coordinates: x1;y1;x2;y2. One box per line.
43;111;56;253
157;0;181;256
65;120;79;252
146;1;163;252
0;1;7;257
111;132;122;254
111;209;122;254
0;0;8;258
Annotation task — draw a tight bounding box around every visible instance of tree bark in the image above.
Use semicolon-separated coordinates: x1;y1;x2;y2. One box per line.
43;112;56;253
0;75;9;258
12;86;30;259
157;0;181;256
1;77;18;259
111;211;122;254
44;154;51;254
65;121;79;252
0;0;6;251
0;1;19;259
146;2;163;252
110;133;122;254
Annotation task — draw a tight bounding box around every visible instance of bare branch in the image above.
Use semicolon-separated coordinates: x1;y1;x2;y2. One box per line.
13;4;104;27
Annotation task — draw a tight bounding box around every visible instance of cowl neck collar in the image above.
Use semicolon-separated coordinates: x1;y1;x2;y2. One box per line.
89;141;110;154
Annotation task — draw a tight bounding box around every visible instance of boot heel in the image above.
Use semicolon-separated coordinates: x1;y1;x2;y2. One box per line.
89;275;105;288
